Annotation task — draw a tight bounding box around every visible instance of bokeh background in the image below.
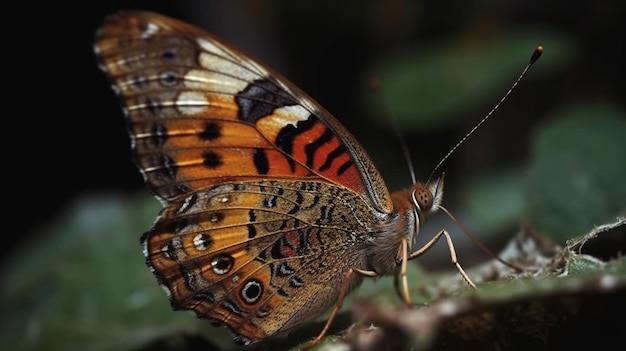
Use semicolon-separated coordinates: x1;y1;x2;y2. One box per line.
3;1;624;350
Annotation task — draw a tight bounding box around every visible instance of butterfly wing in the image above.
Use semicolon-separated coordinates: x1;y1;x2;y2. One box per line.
95;11;392;212
95;11;392;344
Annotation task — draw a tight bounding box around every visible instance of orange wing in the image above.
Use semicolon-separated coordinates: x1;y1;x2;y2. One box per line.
95;11;393;213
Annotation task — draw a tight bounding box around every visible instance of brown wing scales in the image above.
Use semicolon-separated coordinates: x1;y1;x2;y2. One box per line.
142;180;377;343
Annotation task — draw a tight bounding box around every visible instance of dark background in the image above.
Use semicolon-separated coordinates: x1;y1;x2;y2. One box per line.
9;0;624;256
2;2;624;350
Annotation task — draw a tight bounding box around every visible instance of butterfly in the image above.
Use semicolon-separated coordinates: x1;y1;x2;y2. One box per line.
94;11;479;347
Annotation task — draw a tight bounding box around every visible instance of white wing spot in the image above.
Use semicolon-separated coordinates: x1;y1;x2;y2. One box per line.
196;38;268;79
184;67;248;93
193;234;209;250
256;105;311;139
272;105;311;127
176;91;209;115
141;22;159;40
177;195;196;214
197;38;224;55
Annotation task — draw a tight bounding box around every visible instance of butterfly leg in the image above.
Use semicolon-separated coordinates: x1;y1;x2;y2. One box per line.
395;237;413;306
301;267;378;350
408;229;477;288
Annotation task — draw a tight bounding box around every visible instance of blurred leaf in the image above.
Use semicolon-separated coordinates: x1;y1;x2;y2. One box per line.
364;29;576;129
525;104;626;242
463;169;525;234
0;194;233;351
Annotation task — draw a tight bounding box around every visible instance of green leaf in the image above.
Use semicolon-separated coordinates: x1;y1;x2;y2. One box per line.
364;29;576;129
525;104;626;242
463;169;525;234
0;194;233;351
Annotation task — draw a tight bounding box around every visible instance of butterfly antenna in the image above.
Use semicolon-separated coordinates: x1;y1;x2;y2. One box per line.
368;77;418;185
426;46;543;184
390;101;418;185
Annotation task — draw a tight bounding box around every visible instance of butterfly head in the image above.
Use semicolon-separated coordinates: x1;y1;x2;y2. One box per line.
411;173;445;221
405;173;445;246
